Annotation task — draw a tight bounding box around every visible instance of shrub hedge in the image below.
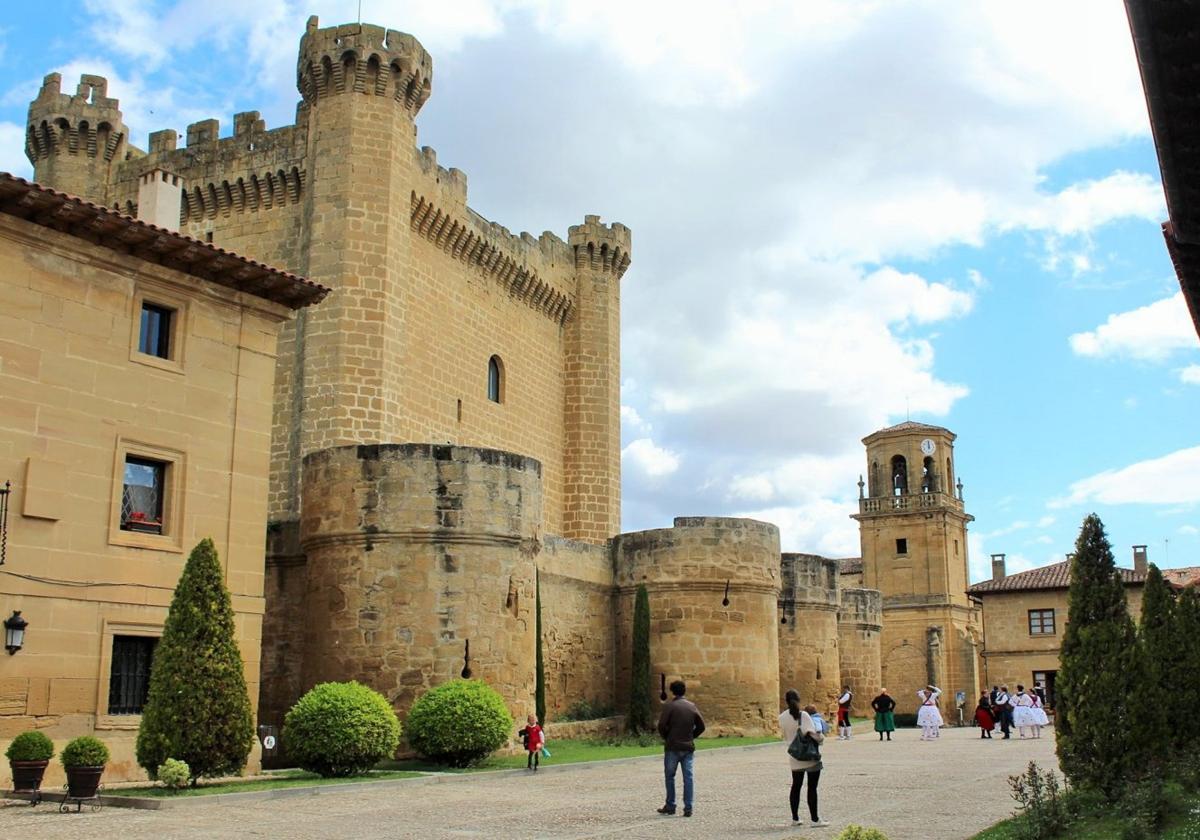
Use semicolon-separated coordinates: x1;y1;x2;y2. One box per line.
284;681;401;777
6;731;54;762
61;736;109;768
406;679;513;767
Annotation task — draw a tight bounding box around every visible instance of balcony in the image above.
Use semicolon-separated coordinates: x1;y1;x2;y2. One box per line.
858;491;963;515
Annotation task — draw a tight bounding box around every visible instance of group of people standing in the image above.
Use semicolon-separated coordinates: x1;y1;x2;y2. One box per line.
974;684;1048;739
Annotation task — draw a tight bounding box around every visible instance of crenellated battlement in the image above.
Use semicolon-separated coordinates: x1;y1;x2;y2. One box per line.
297;15;432;114
26;73;127;166
568;215;632;277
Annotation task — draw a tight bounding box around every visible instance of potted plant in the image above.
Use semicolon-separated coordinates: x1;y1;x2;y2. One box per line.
6;730;54;800
60;735;109;799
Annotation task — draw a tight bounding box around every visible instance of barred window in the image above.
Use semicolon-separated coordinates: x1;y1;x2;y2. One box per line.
108;635;158;715
1028;608;1056;636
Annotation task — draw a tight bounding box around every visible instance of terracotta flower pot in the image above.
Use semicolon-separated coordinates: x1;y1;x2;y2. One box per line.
10;759;49;792
64;765;104;799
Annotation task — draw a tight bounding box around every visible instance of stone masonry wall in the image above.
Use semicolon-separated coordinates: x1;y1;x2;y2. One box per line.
538;536;616;720
297;444;540;722
778;554;841;715
837;588;883;717
613;518;781;736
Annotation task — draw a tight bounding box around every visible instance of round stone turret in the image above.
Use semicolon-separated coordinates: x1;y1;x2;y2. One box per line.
778;554;840;713
297;15;432;114
298;444;541;719
25;73;128;204
614;517;781;735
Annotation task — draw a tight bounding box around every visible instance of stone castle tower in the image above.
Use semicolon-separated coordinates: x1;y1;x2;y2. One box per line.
853;421;982;714
21;15;895;738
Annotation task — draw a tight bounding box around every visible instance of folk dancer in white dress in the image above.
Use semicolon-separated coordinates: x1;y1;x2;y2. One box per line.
1011;684;1036;739
1029;691;1049;738
916;685;943;741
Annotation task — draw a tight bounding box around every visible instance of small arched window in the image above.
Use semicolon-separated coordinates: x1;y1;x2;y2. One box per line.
891;455;908;496
487;355;503;403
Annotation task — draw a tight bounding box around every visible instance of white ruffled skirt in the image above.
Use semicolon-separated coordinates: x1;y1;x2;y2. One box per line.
917;705;943;727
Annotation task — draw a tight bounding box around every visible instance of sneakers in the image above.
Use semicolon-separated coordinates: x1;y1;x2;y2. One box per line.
656;806;676;815
811;819;830;827
683;808;693;817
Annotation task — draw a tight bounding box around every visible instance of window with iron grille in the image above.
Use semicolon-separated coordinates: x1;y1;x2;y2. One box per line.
122;456;166;534
108;635;157;715
1028;608;1056;635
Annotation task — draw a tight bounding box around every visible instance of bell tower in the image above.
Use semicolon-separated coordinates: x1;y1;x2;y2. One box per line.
852;421;981;714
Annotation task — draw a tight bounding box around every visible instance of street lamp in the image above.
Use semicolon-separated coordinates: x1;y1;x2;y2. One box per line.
4;611;27;655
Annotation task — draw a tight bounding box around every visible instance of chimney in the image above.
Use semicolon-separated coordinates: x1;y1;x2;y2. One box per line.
991;553;1006;581
137;168;183;231
1133;545;1148;576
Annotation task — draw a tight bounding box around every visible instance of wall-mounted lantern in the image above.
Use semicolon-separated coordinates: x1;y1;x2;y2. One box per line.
460;638;472;679
4;611;27;655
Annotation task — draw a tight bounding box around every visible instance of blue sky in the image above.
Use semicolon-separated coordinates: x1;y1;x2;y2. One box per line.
1;1;1196;580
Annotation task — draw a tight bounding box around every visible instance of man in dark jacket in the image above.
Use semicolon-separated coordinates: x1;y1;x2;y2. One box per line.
656;680;705;817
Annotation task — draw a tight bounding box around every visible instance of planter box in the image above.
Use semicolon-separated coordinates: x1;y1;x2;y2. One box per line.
65;766;104;799
10;759;49;793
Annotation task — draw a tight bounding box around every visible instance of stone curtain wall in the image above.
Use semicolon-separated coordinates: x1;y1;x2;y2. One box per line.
538;536;617;720
837;588;883;716
614;518;782;736
297;444;540;720
778;554;841;715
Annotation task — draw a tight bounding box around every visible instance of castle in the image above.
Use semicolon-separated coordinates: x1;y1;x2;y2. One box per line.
20;15;982;744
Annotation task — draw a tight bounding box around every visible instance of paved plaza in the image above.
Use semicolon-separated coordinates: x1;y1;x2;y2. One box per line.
1;727;1057;840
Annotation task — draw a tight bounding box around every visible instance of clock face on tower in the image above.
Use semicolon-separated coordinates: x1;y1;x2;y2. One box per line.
920;438;936;456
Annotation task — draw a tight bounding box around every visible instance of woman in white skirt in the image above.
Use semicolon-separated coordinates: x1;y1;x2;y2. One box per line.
1012;684;1036;739
1028;689;1049;739
916;685;943;740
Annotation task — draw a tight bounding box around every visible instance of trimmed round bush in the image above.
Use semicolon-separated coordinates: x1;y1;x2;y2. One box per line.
157;758;191;789
284;681;401;778
406;679;514;768
6;731;54;762
835;827;890;840
61;736;110;768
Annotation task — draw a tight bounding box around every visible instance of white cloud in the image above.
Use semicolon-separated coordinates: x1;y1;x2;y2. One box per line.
1052;446;1200;508
621;438;680;478
1179;525;1199;536
0;122;28;178
1180;365;1200;385
1069;293;1197;362
1005;171;1163;236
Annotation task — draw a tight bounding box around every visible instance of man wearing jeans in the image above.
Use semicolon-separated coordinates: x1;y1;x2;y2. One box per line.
656;680;706;817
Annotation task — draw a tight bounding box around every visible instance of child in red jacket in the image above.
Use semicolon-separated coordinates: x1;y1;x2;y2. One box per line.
517;714;545;771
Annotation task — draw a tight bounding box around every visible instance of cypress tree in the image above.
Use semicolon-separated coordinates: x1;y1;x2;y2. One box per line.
1173;586;1200;756
136;538;254;780
628;584;652;733
1056;514;1143;794
535;570;546;726
1138;563;1176;767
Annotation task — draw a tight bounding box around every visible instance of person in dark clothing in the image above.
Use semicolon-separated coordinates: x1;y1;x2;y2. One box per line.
990;685;999;706
657;680;705;817
974;694;995;739
994;685;1013;739
870;689;896;741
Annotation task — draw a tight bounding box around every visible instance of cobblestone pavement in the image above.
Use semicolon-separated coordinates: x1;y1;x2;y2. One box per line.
0;727;1057;840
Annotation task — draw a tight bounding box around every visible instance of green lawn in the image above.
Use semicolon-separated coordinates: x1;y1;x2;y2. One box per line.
382;734;782;774
105;769;423;798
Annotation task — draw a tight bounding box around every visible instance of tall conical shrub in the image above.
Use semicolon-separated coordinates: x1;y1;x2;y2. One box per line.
1173;586;1200;756
1137;563;1175;767
628;584;652;733
1055;514;1142;794
535;570;546;726
136;538;254;780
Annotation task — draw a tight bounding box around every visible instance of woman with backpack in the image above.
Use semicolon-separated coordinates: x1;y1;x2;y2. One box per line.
779;689;829;828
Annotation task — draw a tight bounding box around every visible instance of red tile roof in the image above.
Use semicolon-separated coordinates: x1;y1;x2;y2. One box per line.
968;560;1148;595
0;173;329;310
1162;566;1200;589
839;557;863;575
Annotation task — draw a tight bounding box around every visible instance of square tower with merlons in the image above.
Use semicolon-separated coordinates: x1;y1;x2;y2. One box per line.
851;421;982;718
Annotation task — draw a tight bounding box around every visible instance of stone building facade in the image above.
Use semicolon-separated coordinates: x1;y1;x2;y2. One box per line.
0;174;326;784
15;13;1017;756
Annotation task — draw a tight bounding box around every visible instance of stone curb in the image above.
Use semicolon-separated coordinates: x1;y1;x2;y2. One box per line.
3;741;786;811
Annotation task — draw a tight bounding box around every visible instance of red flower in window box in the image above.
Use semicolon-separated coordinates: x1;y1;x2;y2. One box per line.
123;511;163;534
